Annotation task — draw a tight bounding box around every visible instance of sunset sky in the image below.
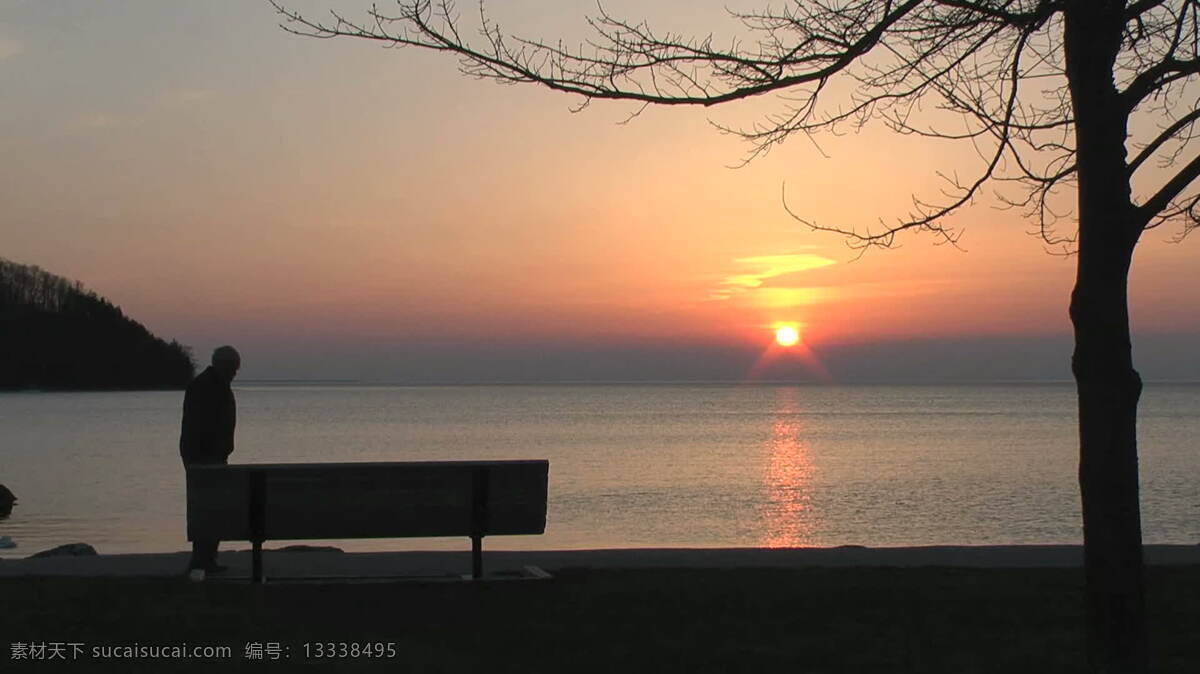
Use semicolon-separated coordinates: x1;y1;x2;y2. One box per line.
3;1;1199;382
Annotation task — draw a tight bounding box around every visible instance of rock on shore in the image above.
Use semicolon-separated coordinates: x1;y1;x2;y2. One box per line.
29;543;98;559
0;483;15;517
273;545;344;553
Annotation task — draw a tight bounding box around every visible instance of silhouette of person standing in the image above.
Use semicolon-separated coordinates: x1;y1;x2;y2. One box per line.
180;345;240;572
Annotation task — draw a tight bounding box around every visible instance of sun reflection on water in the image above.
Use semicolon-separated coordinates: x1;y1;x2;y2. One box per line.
761;386;817;548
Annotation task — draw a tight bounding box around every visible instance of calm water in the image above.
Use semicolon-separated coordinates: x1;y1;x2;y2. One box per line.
1;383;1197;557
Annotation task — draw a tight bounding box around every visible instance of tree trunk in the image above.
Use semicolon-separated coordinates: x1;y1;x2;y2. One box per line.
1071;228;1147;674
1063;4;1148;673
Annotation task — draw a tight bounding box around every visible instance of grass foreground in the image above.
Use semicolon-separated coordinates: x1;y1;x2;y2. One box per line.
2;565;1198;672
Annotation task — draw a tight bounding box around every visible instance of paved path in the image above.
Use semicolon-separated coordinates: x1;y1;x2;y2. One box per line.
1;545;1198;581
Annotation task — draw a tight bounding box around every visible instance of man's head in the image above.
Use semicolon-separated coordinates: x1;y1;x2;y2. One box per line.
211;346;241;382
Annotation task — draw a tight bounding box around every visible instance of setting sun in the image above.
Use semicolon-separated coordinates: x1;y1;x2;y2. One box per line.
774;325;801;347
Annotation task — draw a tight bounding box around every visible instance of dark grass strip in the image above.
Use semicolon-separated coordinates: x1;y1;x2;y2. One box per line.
2;566;1197;672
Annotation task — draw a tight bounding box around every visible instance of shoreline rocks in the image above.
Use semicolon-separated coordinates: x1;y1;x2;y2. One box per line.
0;483;15;517
29;543;98;559
272;545;344;553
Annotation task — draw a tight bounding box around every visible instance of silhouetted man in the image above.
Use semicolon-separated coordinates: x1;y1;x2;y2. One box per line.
180;345;240;573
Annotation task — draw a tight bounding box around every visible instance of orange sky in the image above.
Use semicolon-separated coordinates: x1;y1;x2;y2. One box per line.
2;1;1198;381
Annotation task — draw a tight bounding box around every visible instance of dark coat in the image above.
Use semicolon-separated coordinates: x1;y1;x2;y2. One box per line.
179;366;236;465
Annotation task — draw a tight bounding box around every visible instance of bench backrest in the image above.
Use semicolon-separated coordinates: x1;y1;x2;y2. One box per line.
187;460;548;542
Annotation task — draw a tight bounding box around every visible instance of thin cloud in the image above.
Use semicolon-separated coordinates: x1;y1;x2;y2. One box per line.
834;279;958;300
710;253;837;302
0;37;22;61
747;286;832;308
159;89;216;106
71;113;120;130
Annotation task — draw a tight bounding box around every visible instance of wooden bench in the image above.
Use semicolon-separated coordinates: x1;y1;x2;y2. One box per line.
186;460;549;582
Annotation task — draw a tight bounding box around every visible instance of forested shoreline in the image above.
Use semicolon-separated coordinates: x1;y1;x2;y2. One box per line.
0;259;194;390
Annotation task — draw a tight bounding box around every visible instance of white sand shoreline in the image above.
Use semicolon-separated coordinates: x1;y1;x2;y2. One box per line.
1;544;1197;579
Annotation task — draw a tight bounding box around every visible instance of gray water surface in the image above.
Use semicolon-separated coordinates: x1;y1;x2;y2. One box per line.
1;383;1196;556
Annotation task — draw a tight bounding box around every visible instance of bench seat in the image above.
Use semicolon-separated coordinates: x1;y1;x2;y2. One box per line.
186;460;549;581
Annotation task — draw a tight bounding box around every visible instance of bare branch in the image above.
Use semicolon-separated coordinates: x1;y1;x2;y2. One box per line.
271;0;931;107
1129;105;1200;173
934;0;1062;27
1125;0;1174;19
1137;150;1200;224
779;20;1038;249
1121;55;1200;107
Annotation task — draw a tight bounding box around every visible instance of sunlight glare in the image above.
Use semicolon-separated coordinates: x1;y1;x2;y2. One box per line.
775;325;800;347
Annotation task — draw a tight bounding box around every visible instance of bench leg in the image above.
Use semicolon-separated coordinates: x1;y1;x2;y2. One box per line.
471;535;482;580
252;540;263;584
249;470;267;584
470;468;488;580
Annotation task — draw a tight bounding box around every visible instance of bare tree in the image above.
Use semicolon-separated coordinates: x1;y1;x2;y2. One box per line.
270;1;1200;670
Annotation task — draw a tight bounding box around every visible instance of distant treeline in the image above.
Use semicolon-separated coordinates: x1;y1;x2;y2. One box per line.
0;258;195;390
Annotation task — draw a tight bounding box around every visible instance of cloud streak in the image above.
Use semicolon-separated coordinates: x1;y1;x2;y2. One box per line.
0;37;22;61
159;89;216;107
710;253;837;304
